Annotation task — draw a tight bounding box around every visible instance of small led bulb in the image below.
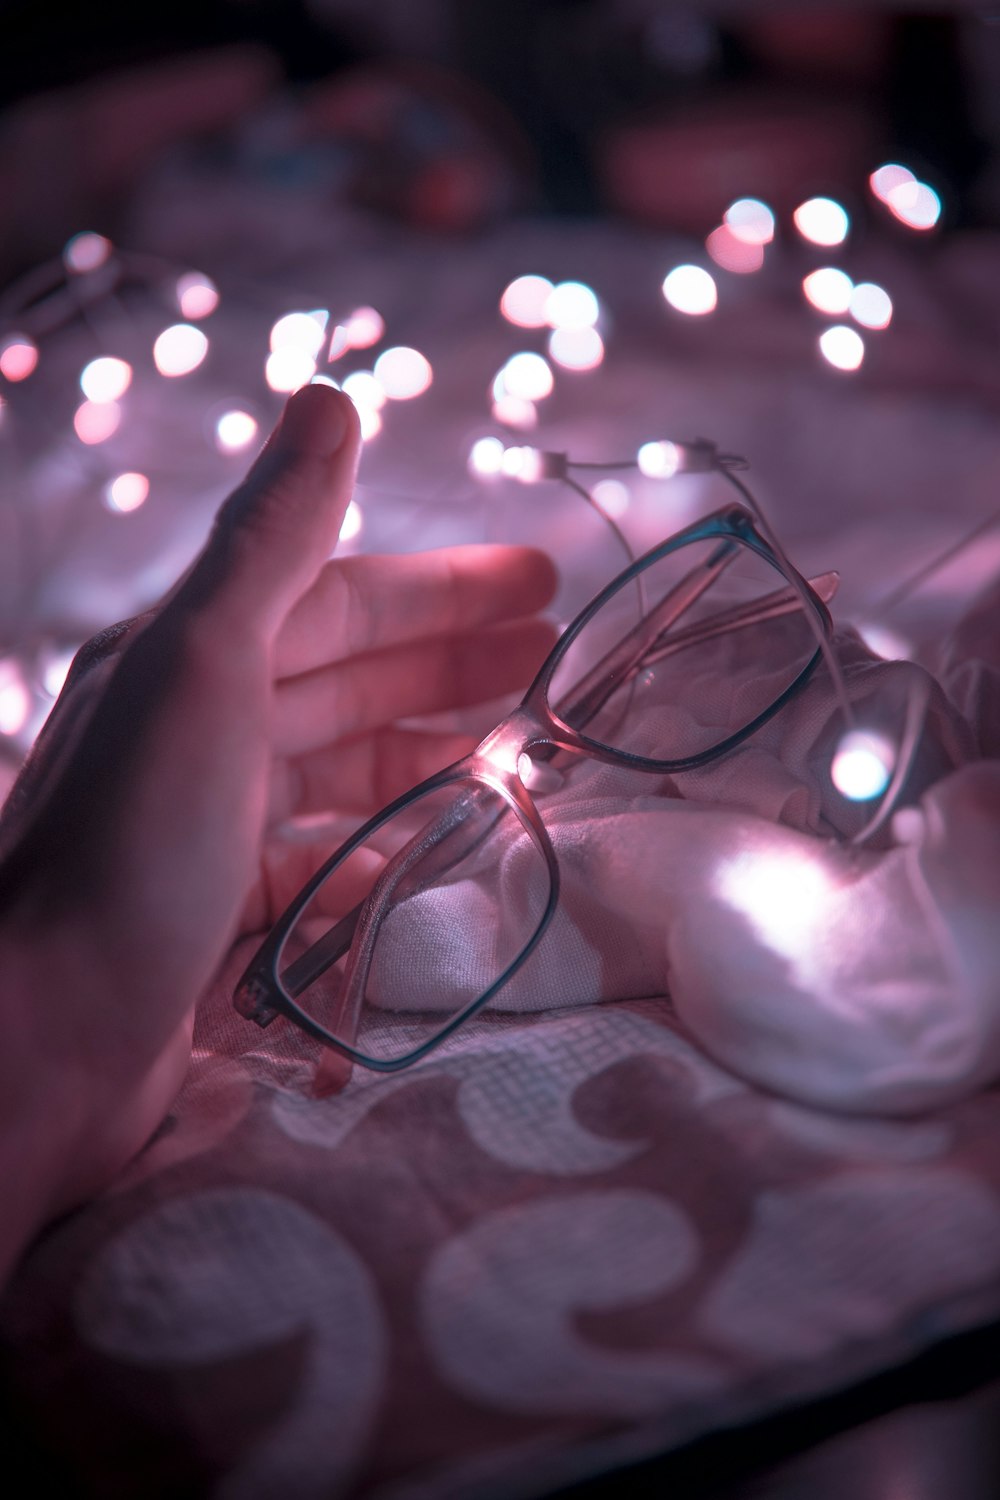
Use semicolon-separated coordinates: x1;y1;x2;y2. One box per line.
830;729;895;802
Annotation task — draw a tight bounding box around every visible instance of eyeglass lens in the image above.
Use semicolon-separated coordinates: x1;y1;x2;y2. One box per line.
276;779;551;1065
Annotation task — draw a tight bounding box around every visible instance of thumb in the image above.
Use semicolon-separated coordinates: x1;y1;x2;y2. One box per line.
173;383;361;640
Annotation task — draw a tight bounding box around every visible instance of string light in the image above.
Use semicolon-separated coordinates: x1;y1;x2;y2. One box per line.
176;272;220;320
104;472;149;513
80;356;132;403
0;335;39;382
548;325;604;370
793;197;850;246
886;180;941;231
357;405;382;441
491;394;537;428
327;324;350;361
661;265;717;316
819;325;865;371
153;324;208;377
497;352;553;402
849;282;892;330
372;346;433;400
214;409;258;453
40;647;76;699
830;730;894;801
339;499;363;542
706;225;764;274
341;370;387;411
270;311;328;358
344;307;385;349
802;268;854;315
0;659;32;736
500;275;553;328
592;479;630;517
723;198;775;245
869;163;915;203
469;436;506;476
543;280;600;330
265;346;316;392
64;232;112;274
74;400;122;444
637;440;681;478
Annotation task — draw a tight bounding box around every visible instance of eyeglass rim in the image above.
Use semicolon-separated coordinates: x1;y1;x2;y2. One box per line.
524;499;833;773
237;767;562;1070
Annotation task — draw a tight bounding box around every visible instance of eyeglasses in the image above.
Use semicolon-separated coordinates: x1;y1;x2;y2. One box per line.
233;443;913;1074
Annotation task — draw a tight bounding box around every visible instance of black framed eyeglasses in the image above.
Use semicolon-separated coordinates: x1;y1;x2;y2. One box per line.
234;442;881;1075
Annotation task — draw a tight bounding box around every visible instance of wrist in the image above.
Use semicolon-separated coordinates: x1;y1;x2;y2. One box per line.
0;927;89;1283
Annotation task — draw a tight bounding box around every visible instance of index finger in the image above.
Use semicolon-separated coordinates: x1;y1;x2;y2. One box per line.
274;545;558;679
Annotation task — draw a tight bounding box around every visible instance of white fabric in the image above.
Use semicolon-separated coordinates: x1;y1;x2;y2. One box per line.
369;592;1000;1117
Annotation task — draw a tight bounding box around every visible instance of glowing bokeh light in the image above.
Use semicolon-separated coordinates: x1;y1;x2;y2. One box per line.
500;445;545;482
358;405;382;441
310;374;340;389
716;849;832;973
41;647;76;699
886;180;941;231
869;163;915;203
499;351;554;402
344;306;385;349
849;282;893;330
723;197;775;245
339;499;363;542
79;355;132;403
341;370;387;410
637;440;681;478
265;346;317;392
270;310;328;357
105;471;149;513
0;336;39;382
215;409;258;453
548;325;605;371
373;346;433;400
153;324;208;377
792;197;850;246
64;231;112;273
706;224;764;274
500;274;553;328
593;478;630;517
327;324;350;361
855;623;913;662
819;325;865;371
830;729;894;801
73;400;121;444
802;267;854;315
491;394;538;428
661;265;717;316
0;660;31;737
176;272;220;320
544;280;600;329
469;436;506;476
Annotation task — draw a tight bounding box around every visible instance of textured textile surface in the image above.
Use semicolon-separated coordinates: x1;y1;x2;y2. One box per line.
3;153;1000;1497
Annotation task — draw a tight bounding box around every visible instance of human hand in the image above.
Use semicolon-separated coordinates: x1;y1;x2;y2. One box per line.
0;384;556;1272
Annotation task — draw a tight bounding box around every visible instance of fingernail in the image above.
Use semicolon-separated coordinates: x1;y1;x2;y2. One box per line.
277;384;349;457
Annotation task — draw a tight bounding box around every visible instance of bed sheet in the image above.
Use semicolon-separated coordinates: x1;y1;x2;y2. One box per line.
3;172;1000;1496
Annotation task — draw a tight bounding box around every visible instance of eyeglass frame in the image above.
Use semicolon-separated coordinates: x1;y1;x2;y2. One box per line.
234;477;838;1072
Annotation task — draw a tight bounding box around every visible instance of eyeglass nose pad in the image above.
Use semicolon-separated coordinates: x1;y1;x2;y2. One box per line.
518;753;566;796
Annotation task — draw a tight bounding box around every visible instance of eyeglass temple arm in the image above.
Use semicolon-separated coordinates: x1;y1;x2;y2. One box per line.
550;538;741;732
633;570;837;670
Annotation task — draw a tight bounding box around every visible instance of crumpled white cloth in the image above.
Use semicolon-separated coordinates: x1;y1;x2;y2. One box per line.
369;584;1000;1118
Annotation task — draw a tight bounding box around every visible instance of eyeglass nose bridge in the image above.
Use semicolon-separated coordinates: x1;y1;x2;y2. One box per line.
474;703;571;783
